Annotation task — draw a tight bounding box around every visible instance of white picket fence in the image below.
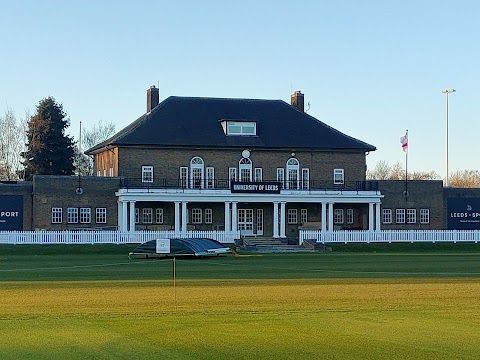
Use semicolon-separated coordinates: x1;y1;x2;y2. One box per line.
1;230;479;245
0;230;241;245
300;230;480;244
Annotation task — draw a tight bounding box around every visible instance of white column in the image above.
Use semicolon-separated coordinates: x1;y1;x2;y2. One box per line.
181;202;188;233
280;202;286;238
224;202;231;232
368;203;374;231
231;202;238;233
174;201;181;233
321;202;327;233
122;201;128;232
375;203;381;231
328;203;334;231
129;201;136;233
117;201;122;231
273;202;279;238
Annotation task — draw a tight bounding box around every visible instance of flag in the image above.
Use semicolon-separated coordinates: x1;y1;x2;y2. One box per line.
400;131;408;152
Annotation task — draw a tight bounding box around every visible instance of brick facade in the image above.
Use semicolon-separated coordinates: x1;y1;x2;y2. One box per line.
377;180;444;229
31;176;120;230
108;147;367;184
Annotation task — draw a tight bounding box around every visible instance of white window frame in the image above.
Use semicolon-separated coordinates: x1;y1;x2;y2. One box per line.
190;157;204;189
51;207;63;224
96;208;107;224
300;209;308;225
80;208;91;224
254;168;263;182
334;169;345;185
383;209;392;224
334;209;344;224
142;166;154;183
346;209;354;224
155;208;164;224
143;208;153;224
191;208;202;224
396;209;406;224
302;168;310;190
287;209;298;224
226;121;256;136
180;167;188;188
276;168;285;188
229;167;237;183
286;158;299;189
206;167;215;188
205;208;213;224
407;209;417;224
239;158;252;182
420;209;430;224
67;207;79;224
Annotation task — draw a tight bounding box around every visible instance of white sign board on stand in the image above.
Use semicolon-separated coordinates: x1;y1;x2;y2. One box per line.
156;238;171;254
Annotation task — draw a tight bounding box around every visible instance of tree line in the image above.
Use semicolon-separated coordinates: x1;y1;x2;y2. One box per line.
0;97;115;181
367;160;480;188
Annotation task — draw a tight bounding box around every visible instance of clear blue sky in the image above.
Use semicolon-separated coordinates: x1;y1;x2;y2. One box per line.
1;0;478;177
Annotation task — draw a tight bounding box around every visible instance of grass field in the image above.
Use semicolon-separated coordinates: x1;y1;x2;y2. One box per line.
1;245;480;359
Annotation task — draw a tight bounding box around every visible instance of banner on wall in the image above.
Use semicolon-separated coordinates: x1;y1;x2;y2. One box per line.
447;198;480;230
0;195;23;231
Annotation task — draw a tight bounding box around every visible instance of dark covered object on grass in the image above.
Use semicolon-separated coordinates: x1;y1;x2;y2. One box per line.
129;238;232;258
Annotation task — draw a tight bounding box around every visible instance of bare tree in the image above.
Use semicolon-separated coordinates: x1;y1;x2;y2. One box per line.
74;120;116;176
82;120;116;150
367;160;391;179
0;109;28;180
449;170;480;188
367;161;440;181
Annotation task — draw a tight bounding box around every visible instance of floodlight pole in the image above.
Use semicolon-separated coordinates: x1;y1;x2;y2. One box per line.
442;89;455;186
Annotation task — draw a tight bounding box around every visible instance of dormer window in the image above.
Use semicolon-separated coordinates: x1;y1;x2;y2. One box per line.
221;120;257;136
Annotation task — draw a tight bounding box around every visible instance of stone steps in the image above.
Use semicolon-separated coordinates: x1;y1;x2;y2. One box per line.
240;237;315;253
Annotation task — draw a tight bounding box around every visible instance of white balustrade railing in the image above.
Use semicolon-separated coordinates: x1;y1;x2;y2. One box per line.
300;230;480;244
0;230;241;245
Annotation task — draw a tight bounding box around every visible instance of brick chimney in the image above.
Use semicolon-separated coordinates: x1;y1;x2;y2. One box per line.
147;85;159;113
291;90;304;112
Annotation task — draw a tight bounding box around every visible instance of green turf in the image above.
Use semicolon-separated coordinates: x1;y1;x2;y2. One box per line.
1;245;480;359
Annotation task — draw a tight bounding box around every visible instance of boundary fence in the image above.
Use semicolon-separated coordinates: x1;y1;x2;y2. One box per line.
0;230;240;245
1;230;480;245
300;230;480;244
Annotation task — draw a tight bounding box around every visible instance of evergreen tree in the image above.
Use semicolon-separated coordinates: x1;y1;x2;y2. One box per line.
22;97;75;180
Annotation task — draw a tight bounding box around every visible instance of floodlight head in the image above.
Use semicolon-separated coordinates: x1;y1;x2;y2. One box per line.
442;89;456;94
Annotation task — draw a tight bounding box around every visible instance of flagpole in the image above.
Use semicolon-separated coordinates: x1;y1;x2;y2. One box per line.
405;129;408;199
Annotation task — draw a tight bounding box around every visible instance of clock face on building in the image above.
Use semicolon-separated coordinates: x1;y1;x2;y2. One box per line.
242;149;250;158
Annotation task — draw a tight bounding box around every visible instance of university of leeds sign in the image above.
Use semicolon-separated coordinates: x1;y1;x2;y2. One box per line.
447;198;480;230
0;195;23;231
230;181;281;194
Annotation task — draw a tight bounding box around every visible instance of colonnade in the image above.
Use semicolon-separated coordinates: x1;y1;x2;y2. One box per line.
118;199;382;236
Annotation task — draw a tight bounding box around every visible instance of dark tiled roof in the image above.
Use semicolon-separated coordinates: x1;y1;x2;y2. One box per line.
86;96;376;153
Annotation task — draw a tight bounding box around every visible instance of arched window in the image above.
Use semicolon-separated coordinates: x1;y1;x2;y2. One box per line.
286;158;299;189
190;156;204;188
239;158;252;182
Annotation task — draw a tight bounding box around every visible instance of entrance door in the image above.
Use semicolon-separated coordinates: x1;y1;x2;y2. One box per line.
238;209;254;236
256;209;264;236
